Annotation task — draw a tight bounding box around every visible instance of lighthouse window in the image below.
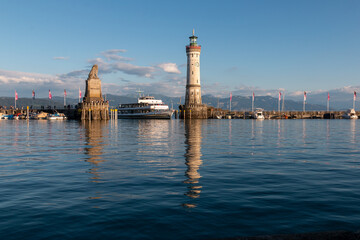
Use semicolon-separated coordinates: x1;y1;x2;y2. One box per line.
192;54;193;57
192;71;193;75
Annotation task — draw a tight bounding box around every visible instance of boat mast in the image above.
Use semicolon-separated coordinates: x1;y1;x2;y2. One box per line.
136;89;144;98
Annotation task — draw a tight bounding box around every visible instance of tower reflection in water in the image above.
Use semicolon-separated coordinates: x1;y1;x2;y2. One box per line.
183;119;203;208
83;120;108;183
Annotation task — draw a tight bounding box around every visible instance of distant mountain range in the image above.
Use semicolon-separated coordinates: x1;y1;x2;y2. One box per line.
202;95;326;111
289;91;357;110
97;94;328;111
0;94;329;111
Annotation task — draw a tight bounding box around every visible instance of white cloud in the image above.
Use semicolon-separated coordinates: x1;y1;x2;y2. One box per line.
0;69;63;84
156;63;181;74
0;47;184;97
102;49;127;54
102;77;186;96
100;49;133;62
112;62;156;77
2;64;360;101
58;69;89;79
9;49;346;99
88;53;156;78
0;69;82;97
336;85;360;93
291;91;306;96
53;56;69;60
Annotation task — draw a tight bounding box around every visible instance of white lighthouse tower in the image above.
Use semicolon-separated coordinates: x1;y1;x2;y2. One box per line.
185;29;202;105
180;30;208;119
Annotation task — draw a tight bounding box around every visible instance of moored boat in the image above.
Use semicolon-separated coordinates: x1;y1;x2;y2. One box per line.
47;113;67;120
342;109;358;119
118;96;173;119
2;114;14;120
253;108;265;120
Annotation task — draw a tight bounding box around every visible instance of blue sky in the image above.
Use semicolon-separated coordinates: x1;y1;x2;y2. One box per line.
0;0;359;98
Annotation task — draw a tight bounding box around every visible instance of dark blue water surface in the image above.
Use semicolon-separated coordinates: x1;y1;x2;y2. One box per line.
1;119;360;239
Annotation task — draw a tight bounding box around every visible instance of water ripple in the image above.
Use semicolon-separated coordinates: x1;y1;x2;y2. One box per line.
1;119;360;239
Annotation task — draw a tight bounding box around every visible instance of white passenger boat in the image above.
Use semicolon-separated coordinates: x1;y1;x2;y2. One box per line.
342;109;358;119
118;96;173;119
253;108;265;120
47;113;67;120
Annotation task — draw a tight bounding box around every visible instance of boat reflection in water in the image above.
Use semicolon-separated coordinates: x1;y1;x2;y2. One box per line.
183;119;203;208
83;121;108;184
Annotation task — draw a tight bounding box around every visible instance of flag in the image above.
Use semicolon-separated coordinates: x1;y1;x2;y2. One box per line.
304;91;307;101
49;90;52;100
252;92;255;101
327;92;330;101
230;92;232;101
32;90;35;99
15;91;18;101
279;91;281;101
79;88;82;98
64;89;67;97
354;91;357;101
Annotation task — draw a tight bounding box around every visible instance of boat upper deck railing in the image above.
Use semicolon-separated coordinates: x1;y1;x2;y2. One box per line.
139;96;155;100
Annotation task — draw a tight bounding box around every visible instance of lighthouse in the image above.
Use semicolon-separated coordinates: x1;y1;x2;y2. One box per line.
185;29;202;105
180;30;208;119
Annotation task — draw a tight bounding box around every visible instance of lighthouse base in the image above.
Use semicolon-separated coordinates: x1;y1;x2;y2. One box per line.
179;104;208;119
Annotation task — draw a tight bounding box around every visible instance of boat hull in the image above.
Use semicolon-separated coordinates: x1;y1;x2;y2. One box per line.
47;117;67;120
254;116;265;120
342;115;358;119
118;111;173;119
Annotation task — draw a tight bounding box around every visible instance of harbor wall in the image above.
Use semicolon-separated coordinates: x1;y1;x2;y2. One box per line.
207;108;358;119
1;107;359;120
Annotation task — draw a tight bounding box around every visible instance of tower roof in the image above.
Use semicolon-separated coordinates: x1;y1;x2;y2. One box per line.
189;28;197;39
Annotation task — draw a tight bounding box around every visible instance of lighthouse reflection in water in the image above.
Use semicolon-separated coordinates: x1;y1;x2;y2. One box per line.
183;120;203;208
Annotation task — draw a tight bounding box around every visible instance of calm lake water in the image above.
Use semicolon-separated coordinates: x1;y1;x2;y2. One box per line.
1;119;360;239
